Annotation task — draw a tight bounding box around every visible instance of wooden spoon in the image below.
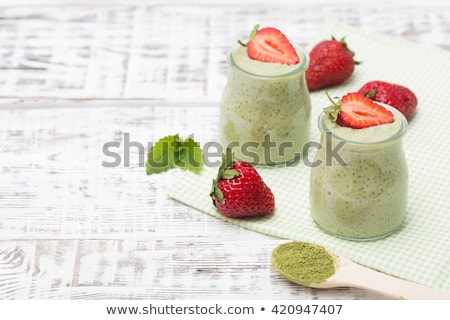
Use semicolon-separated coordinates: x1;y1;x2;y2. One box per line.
272;242;450;300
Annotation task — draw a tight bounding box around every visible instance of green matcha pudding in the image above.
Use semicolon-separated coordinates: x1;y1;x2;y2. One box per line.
219;28;311;165
310;103;408;240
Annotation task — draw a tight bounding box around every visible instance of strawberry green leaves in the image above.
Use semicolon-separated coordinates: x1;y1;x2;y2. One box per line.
210;148;238;204
145;134;203;175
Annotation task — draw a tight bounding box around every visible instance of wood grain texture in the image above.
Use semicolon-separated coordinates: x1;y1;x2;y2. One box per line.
0;239;389;299
0;101;389;299
0;1;449;101
0;103;219;238
0;1;449;300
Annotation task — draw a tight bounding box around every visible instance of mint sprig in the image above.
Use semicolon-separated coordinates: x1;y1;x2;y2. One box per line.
145;134;203;175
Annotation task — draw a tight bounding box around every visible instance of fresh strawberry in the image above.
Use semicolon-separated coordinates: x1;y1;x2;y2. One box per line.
357;80;418;118
306;37;358;91
240;24;299;65
324;92;394;129
210;149;275;218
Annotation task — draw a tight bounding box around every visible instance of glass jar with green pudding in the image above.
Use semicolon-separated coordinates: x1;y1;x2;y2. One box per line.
219;44;311;165
310;104;408;240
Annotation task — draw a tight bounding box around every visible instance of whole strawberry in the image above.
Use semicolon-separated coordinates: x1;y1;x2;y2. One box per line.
306;37;358;91
357;80;418;118
210;149;275;218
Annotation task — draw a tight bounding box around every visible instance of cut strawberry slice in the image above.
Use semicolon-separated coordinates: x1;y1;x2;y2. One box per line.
324;93;394;129
243;25;299;65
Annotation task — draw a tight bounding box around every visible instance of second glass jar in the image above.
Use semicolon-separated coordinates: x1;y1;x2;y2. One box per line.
219;44;311;166
310;106;409;241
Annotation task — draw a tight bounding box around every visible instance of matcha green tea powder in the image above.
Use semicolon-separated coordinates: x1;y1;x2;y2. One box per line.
271;242;336;285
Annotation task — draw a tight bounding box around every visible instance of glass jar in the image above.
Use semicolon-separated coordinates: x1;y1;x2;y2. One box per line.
310;105;408;240
219;44;311;165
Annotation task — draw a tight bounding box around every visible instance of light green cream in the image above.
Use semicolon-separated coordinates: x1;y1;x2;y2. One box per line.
310;106;408;240
324;116;401;143
219;44;311;165
231;45;302;76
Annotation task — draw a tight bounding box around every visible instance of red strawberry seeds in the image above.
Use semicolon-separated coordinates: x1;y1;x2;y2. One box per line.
324;92;394;129
306;37;358;91
241;25;299;65
210;149;275;218
357;80;418;118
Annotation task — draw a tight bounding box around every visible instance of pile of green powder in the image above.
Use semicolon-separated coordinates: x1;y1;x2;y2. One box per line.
271;241;336;285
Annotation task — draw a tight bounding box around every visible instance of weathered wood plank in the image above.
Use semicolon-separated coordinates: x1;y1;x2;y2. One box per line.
0;239;388;299
0;103;219;238
0;3;448;100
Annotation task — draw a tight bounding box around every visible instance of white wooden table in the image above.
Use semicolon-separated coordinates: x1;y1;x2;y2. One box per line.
1;0;449;300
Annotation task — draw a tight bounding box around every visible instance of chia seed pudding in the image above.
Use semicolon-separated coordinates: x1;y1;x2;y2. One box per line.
219;44;311;165
310;104;408;240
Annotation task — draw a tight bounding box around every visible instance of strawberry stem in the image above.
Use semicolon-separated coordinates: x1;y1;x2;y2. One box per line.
238;24;260;47
323;92;342;122
238;40;248;47
331;35;360;64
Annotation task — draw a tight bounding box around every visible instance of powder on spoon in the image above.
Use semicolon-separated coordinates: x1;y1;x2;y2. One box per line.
271;241;336;285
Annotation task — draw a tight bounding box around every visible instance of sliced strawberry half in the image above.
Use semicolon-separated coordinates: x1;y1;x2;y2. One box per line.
242;25;299;65
324;92;394;129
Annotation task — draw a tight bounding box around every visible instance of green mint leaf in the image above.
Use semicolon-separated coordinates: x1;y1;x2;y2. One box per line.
146;134;180;175
145;134;204;175
176;137;203;174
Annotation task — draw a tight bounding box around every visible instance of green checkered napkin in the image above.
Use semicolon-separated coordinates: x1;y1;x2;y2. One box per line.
169;21;450;292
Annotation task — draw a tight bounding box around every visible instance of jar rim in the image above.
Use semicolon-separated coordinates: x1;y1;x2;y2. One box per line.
318;103;408;146
227;43;310;79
